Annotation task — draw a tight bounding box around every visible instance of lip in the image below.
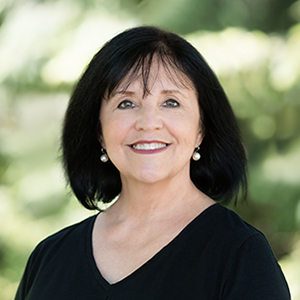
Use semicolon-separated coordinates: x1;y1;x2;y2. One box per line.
129;140;170;154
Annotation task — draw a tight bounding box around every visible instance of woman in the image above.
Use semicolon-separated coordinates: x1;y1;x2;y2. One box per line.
15;26;290;299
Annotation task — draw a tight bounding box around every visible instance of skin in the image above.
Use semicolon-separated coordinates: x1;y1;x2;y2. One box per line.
93;62;215;284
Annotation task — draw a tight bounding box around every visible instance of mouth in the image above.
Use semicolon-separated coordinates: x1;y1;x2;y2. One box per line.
131;142;168;150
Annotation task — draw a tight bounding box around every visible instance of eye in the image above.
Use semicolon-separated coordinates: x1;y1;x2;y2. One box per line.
163;99;179;108
117;100;135;109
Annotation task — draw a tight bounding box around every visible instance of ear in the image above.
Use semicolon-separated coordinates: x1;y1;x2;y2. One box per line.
195;128;204;148
97;128;106;149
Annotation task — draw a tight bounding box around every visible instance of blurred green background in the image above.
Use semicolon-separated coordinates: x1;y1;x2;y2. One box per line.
0;0;300;299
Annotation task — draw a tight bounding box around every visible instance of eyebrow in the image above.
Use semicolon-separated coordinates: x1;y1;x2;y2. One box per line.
112;90;135;96
161;89;186;95
112;89;186;97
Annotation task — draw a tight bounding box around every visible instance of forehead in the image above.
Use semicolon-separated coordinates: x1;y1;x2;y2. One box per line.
108;58;196;98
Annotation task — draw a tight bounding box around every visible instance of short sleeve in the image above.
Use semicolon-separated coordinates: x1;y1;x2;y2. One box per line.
14;241;45;300
222;233;291;300
15;251;35;300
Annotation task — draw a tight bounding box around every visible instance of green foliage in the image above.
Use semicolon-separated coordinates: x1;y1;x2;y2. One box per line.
123;0;299;34
0;0;300;299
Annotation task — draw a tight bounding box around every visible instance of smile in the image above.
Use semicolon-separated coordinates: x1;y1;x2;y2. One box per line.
131;143;167;150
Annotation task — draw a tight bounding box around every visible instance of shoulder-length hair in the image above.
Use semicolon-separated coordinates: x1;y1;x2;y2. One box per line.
62;26;247;210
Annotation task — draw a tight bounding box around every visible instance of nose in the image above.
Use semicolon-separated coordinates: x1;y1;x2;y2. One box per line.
134;105;163;132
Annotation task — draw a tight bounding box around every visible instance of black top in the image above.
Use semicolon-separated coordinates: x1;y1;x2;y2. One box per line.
15;204;290;299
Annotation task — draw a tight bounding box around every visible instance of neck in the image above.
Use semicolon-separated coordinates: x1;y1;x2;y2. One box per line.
105;173;210;222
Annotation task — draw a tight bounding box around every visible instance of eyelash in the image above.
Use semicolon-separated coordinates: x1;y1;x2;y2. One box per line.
163;99;180;108
117;98;180;109
117;100;135;109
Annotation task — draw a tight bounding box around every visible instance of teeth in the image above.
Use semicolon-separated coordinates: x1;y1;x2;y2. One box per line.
132;143;167;150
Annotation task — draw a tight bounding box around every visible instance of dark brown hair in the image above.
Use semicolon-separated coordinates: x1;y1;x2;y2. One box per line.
62;26;247;210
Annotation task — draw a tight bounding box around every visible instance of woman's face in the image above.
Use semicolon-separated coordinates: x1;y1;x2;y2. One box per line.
100;63;203;185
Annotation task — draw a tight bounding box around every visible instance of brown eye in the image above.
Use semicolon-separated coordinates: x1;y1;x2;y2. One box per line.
118;100;135;109
163;99;179;107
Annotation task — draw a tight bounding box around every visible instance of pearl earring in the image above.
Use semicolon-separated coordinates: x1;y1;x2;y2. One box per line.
192;146;201;161
100;148;108;163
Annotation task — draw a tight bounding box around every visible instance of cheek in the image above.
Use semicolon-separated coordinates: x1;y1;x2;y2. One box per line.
171;114;200;145
101;117;132;149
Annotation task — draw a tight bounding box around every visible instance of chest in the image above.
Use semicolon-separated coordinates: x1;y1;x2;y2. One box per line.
21;210;232;300
92;220;186;284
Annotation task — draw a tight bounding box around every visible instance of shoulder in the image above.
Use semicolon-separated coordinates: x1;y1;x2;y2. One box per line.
203;203;262;243
29;214;98;264
182;203;268;264
196;203;277;261
201;205;290;299
40;213;97;244
15;214;98;299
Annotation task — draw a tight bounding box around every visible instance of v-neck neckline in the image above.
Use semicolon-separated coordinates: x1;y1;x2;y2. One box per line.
86;203;219;290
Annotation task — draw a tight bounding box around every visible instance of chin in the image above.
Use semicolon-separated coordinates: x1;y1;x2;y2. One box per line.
132;170;167;184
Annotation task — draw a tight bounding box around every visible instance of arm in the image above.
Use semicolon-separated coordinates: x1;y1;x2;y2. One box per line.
14;252;34;300
222;234;291;300
14;243;44;300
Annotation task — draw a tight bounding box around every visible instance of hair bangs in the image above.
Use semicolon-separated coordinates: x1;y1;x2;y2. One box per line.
104;45;194;101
